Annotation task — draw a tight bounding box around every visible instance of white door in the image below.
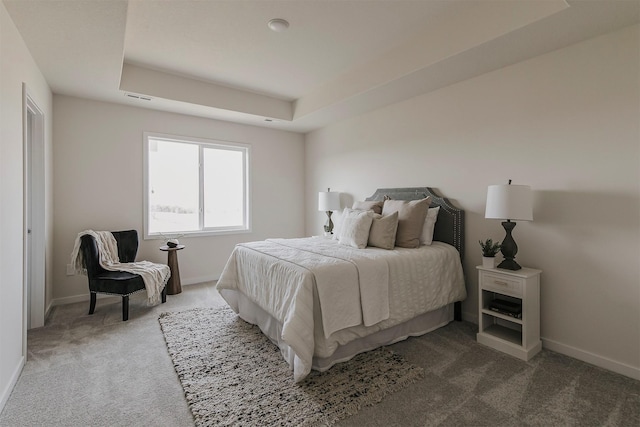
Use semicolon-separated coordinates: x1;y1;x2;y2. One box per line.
26;109;33;329
24;86;45;331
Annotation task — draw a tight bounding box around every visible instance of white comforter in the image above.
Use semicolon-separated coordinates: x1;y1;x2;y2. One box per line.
216;237;466;381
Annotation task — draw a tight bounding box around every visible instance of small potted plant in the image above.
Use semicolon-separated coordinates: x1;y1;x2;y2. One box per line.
479;238;501;268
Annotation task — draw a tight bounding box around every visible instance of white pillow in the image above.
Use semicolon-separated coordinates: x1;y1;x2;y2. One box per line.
330;209;343;239
338;208;374;249
420;206;440;246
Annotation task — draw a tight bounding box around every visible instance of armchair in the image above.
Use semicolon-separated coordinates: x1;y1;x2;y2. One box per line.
79;230;167;321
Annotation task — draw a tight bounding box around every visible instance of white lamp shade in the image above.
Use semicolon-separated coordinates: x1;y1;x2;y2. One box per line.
318;191;340;211
485;184;533;221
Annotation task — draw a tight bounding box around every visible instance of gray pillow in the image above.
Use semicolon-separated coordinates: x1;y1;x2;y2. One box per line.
382;197;431;248
352;200;384;215
368;212;399;250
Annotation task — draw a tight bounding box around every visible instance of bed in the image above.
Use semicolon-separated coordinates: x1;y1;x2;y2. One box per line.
216;187;466;381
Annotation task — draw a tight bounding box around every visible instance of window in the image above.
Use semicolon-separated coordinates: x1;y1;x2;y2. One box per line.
144;133;250;238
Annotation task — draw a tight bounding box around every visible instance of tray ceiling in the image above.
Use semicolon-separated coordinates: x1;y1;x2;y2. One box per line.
4;0;639;132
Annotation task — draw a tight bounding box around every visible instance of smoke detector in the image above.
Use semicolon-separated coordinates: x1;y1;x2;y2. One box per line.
268;19;289;32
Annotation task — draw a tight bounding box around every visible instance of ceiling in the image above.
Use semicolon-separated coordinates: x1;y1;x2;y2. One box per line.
4;0;639;133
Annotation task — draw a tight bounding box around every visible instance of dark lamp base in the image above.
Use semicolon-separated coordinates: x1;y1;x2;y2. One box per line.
324;211;334;234
499;220;522;271
497;258;522;270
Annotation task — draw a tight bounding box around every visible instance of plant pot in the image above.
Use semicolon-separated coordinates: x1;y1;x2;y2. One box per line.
482;256;497;269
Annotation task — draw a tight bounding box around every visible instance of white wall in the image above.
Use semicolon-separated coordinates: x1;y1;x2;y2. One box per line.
305;25;639;379
52;95;305;303
0;2;53;412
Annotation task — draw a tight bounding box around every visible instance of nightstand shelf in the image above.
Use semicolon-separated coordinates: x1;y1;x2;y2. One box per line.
480;308;523;325
476;266;542;361
482;324;522;346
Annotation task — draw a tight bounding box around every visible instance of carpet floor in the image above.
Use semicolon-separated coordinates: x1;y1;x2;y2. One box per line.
159;307;423;426
1;282;638;426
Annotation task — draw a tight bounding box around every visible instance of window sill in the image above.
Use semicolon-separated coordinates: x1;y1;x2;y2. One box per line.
144;228;252;240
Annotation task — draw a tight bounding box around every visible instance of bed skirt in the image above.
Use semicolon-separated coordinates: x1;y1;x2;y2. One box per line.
220;288;453;374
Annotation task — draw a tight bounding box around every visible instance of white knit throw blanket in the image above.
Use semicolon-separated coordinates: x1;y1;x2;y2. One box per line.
70;230;170;305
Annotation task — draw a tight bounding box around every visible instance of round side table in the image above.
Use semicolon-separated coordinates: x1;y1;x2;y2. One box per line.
159;244;185;295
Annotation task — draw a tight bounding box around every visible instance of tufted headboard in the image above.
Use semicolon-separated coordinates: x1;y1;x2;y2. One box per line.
365;187;465;260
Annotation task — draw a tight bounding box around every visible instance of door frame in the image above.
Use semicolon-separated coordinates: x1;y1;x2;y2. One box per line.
22;84;46;343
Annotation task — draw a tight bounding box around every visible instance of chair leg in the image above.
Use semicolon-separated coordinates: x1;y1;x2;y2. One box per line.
89;292;97;315
161;285;167;304
122;295;129;321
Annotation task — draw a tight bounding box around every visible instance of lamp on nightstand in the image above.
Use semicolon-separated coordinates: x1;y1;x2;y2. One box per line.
318;188;340;235
485;180;533;270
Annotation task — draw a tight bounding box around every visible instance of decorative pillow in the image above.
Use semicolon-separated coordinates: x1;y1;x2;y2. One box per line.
368;212;399;250
419;206;440;246
382;197;431;248
330;209;343;239
352;200;384;215
338;208;374;249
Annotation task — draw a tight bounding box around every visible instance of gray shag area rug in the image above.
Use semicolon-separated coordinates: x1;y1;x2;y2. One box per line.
159;307;424;426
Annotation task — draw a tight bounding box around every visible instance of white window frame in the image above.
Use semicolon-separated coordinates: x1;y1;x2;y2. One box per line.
143;132;251;239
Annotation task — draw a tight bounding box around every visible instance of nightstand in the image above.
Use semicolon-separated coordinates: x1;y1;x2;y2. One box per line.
476;266;542;361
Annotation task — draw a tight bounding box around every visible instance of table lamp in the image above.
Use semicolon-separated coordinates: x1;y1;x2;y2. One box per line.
318;188;340;235
485;180;533;270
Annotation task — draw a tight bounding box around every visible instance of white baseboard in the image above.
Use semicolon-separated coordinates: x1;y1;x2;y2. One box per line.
51;292;119;307
458;313;639;381
45;300;54;319
182;275;217;286
0;356;24;414
462;310;477;324
50;276;218;308
542;337;640;381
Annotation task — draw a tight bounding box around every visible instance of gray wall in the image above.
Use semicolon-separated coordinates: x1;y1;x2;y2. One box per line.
0;1;54;411
305;24;640;378
52;95;305;303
